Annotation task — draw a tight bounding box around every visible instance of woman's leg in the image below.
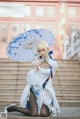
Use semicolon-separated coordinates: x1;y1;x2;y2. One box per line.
40;104;50;117
7;105;30;116
7;89;38;116
29;89;38;116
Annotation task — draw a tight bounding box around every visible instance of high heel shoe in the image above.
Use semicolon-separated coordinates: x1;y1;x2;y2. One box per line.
5;103;17;113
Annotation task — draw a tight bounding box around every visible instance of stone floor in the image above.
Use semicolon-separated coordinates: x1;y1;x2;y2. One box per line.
0;106;80;119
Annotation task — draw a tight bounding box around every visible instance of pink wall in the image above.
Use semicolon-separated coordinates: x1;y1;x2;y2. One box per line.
0;2;80;59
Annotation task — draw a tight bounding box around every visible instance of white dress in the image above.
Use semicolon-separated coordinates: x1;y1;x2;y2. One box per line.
20;58;60;116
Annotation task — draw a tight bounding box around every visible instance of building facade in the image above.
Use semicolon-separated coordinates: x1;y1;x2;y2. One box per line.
0;0;80;59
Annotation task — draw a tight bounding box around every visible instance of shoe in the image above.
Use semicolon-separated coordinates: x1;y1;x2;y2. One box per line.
5;103;17;113
50;107;57;116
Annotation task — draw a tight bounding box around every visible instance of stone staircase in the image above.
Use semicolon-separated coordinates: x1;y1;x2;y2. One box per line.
0;58;80;119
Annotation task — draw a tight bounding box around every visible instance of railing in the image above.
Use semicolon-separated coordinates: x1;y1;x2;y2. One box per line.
63;29;80;59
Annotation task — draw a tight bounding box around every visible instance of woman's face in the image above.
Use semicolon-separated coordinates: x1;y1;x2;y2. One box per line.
37;47;48;58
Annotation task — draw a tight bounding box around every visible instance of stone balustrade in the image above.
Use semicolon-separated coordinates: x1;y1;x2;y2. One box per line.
63;28;80;60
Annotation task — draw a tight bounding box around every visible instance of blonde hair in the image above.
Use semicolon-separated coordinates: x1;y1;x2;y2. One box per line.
37;41;49;51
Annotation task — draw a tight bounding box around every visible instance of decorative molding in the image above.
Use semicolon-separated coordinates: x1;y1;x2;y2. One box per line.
0;0;80;3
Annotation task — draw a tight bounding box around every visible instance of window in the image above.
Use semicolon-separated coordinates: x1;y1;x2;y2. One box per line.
36;6;45;16
67;7;77;18
0;24;8;43
24;6;31;16
0;3;31;17
46;6;56;17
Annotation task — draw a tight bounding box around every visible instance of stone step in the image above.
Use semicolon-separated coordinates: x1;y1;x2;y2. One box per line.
0;66;80;72
16;90;80;94
6;107;80;119
18;61;80;64
0;79;80;84
0;67;18;70
0;63;18;67
0;70;80;75
0;63;31;66
1;83;79;86
0;87;80;92
0;75;80;80
7;84;80;89
0;92;79;96
0;96;62;101
61;89;80;94
0;90;79;96
57;71;80;75
0;73;80;78
0;82;80;88
54;80;80;83
0;61;78;66
54;85;80;89
6;115;80;119
0;81;80;85
1;67;80;72
0;59;80;108
0;62;80;67
57;59;79;63
0;100;80;107
60;100;80;107
58;62;80;67
0;67;80;72
0;68;78;73
58;67;80;71
1;89;79;94
0;93;80;100
0;84;80;89
0;58;79;62
0;106;80;118
15;64;80;68
0;65;31;69
0;73;80;79
0;106;80;117
54;76;80;80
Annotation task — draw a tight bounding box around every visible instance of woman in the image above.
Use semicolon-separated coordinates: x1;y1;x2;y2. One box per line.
5;41;60;117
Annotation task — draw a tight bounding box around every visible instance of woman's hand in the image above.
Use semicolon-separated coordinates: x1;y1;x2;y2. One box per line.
35;58;40;71
35;64;40;71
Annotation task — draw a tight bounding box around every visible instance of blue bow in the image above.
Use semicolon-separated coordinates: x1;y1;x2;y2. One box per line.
48;50;53;59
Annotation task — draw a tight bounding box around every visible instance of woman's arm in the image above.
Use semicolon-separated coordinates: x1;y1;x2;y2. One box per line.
32;59;40;71
50;60;59;79
53;70;57;77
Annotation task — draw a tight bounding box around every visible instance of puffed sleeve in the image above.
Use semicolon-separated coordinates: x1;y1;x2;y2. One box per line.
51;60;59;70
47;58;59;70
26;69;33;84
